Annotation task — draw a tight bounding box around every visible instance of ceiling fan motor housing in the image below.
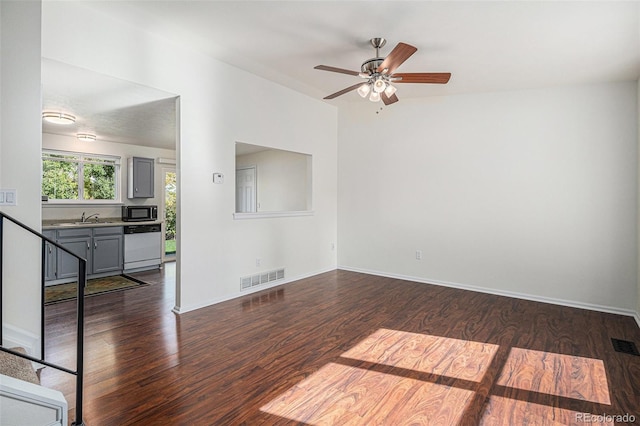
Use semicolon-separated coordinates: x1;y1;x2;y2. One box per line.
361;58;384;75
361;37;388;75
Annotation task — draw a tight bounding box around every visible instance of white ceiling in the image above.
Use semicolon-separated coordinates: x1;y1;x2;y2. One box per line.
42;59;178;150
43;1;640;148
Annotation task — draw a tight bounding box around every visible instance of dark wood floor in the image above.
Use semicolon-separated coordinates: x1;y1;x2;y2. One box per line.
41;263;640;425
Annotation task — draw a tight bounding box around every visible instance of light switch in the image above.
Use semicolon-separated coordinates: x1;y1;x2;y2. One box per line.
213;173;224;184
0;189;16;205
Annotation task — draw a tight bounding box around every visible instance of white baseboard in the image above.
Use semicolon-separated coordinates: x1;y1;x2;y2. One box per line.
1;324;40;358
174;266;336;314
339;265;640;327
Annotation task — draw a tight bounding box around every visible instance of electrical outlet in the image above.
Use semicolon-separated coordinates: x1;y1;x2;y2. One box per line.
416;250;423;260
331;242;335;251
256;258;261;267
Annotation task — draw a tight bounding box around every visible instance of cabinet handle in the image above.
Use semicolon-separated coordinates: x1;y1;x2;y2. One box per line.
95;242;98;249
48;246;52;254
87;242;90;250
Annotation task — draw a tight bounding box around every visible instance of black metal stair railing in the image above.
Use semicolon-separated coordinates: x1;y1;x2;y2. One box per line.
0;211;87;426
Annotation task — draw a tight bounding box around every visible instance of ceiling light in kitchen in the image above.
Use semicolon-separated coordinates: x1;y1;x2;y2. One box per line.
42;111;76;125
77;133;96;142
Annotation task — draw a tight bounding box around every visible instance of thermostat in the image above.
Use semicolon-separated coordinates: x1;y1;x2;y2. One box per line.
213;173;224;184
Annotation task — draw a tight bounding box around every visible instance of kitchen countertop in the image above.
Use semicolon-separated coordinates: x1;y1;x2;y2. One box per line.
43;218;163;230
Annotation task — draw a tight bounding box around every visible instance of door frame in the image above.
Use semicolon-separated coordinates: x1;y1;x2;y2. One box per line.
160;165;177;262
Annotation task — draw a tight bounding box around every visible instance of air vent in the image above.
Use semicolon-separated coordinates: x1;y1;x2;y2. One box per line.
240;268;285;291
611;338;640;356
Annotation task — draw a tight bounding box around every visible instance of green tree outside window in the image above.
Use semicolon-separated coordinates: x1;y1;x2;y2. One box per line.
42;151;120;202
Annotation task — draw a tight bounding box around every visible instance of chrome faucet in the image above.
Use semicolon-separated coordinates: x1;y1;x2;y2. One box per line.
81;212;100;223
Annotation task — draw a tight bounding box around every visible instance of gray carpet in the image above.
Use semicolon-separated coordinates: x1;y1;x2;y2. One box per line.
0;347;40;384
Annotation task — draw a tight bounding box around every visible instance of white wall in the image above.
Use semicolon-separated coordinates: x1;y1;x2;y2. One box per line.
19;1;636;323
41;2;338;313
637;78;640;322
42;133;175;221
0;0;43;350
339;82;638;313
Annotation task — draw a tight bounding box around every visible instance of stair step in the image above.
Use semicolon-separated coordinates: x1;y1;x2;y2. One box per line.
0;347;40;385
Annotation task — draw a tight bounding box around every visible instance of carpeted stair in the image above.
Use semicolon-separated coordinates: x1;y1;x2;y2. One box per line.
0;347;40;385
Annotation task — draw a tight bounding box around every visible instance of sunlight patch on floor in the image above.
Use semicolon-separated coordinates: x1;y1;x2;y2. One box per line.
260;362;474;425
260;329;612;425
496;347;611;405
341;328;499;382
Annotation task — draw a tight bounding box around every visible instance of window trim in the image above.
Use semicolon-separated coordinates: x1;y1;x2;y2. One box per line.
42;149;122;204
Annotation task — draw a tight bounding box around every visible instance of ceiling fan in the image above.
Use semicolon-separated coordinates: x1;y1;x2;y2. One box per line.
314;38;451;105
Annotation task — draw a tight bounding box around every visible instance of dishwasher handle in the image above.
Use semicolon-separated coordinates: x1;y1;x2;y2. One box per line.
123;224;161;234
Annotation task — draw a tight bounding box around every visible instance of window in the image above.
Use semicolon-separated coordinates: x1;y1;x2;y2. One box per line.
42;150;121;203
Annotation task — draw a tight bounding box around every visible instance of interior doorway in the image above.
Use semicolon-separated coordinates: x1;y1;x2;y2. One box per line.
162;167;177;262
236;166;256;213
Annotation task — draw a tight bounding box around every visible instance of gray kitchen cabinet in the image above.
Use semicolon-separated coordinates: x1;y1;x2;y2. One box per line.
128;156;154;198
92;227;123;274
43;230;57;281
56;229;92;280
46;226;124;282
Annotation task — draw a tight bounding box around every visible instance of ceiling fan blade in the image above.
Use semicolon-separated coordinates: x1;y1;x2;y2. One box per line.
314;65;360;76
377;42;417;75
393;73;451;84
323;83;363;100
381;92;399;105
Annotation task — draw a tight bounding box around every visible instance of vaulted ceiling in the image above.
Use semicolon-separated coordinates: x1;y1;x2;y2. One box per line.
42;1;640;148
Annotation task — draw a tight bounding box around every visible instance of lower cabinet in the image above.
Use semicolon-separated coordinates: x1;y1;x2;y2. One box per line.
46;226;123;283
92;227;123;274
57;233;92;280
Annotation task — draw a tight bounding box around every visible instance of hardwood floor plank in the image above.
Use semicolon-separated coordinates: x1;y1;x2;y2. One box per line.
40;265;640;425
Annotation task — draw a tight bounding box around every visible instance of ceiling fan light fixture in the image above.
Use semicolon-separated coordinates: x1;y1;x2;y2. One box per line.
42;111;76;125
357;83;371;98
373;77;386;93
77;133;96;142
369;91;381;102
384;84;397;97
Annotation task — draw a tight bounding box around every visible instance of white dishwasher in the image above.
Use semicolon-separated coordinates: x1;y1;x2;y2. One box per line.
123;224;162;272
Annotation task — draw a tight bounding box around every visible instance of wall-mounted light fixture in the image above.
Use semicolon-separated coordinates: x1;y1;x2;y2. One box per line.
76;133;96;142
42;111;76;125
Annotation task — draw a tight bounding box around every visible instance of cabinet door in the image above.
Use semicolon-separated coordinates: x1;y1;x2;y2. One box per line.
92;234;123;274
129;157;154;198
43;230;57;281
56;237;91;280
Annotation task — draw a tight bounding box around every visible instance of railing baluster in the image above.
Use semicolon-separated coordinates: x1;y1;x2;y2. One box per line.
74;259;86;426
41;239;46;360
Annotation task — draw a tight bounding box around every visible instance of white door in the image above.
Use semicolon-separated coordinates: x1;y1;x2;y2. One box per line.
236;167;256;213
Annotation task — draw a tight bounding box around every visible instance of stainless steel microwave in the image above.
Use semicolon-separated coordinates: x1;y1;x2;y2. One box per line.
122;205;158;222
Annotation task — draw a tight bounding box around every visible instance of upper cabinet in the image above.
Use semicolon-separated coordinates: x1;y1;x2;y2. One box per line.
128;157;154;198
